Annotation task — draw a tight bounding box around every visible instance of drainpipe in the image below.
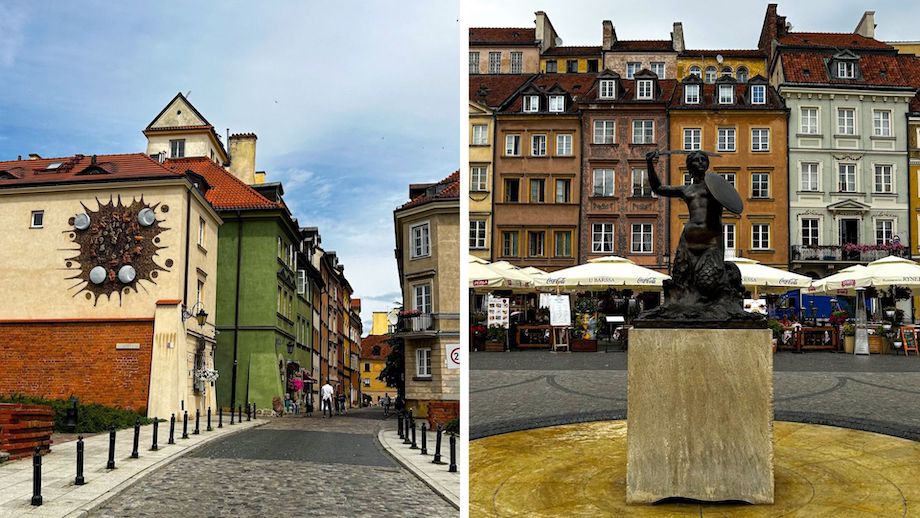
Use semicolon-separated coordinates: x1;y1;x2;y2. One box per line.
183;191;192;307
230;211;243;412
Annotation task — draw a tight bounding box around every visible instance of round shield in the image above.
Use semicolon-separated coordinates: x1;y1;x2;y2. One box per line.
137;208;155;227
74;212;91;230
704;173;743;214
89;266;107;285
118;265;136;284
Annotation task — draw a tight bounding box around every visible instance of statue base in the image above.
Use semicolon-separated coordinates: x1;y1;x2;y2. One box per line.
626;328;774;504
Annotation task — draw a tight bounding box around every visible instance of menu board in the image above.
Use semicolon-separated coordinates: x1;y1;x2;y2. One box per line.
548;295;572;327
487;295;510;328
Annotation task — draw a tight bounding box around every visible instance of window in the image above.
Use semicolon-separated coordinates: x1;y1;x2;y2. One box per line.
548;95;565;112
717;128;736;152
838;163;856;192
626;62;640;79
683;173;693;185
529;178;545;202
632;120;654;144
531;134;547;156
528;231;545;257
689;65;701;78
489;52;501;73
837;61;855;79
704;66;717;83
837;108;855;135
554;231;572;257
751;128;770;151
545;60;557;73
196;279;204;306
801;162;819;191
683;128;701;150
684;84;700;104
736;66;749;83
599;79;616;99
523;95;539;112
169;139;185;158
593;169;615;196
470;220;487;249
469;52;480;74
637;80;653;99
874;164;893;193
566;59;578;73
724;224;736;253
410;222;430;258
556;134;573;156
505;134;521;155
751;84;766;104
650;62;665;77
593;120;615;144
504;178;520;202
30;210;44;228
511;52;523;74
631;168;651;197
751;173;770;198
718;84;734;104
873;110;891;137
416;348;432;378
197;217;205;247
472;124;488;145
555;179;571;203
592;223;614;253
876;220;894;245
802;218;819;246
277;287;283;314
631;223;653;253
752;224;770;250
801;107;818;134
470;166;487;191
413;284;432;313
502;231;519;256
364;363;370;372
587;60;599;73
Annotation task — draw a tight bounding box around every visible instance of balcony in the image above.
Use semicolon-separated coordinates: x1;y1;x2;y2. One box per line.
394;312;438;337
791;244;907;263
724;248;740;259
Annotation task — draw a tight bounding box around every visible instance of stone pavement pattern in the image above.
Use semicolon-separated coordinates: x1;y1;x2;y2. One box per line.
378;422;460;507
87;408;456;517
471;351;920;439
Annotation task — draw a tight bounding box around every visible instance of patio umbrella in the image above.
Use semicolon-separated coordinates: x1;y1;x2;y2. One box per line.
808;265;869;295
858;256;920;290
726;257;813;297
468;257;533;291
469;254;489;264
542;256;670;292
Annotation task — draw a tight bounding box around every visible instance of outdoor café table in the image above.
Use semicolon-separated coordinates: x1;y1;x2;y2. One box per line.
796;326;838;353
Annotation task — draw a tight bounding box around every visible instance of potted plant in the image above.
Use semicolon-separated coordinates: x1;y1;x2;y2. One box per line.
842;323;856;353
868;324;888;354
767;319;784;352
572;296;599;352
485;325;507;352
470;324;487;351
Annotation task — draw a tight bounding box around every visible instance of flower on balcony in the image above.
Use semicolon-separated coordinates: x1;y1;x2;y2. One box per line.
398;309;421;317
842;242;906;253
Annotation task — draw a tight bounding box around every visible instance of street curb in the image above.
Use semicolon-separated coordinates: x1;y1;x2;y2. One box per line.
66;419;266;517
375;427;460;510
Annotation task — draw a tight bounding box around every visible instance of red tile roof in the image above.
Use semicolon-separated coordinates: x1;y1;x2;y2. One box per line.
398;171;459;210
610;40;673;52
582;77;679;105
164;157;280;210
669;80;785;110
0;153;181;187
470;27;536;46
543;46;602;57
360;334;392;359
680;49;767;58
778;32;894;50
469;74;534;108
500;73;598;112
911;92;920;114
780;52;920;87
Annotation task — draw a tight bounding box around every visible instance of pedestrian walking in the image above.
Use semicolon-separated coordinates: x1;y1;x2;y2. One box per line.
382;393;392;417
337;388;347;416
321;381;334;418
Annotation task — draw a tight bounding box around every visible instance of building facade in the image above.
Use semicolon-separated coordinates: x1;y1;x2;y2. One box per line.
359;334;392;404
676;49;767;84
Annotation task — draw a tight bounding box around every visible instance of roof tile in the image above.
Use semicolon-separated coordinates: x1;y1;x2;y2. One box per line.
398;171;459;210
164;157;280;210
470;28;536;46
781;52;920;87
0;153;181;188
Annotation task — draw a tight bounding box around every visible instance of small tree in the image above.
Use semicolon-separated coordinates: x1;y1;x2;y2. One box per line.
378;336;405;408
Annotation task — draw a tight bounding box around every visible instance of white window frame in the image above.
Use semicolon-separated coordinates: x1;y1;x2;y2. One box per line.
169;139;185;158
469;52;480;74
837;108;856;135
874;164;893;193
636;80;653;99
531;134;547;156
510;51;523;74
717;127;736;152
632;120;655;144
415;347;432;378
409;221;431;259
556;134;573;156
548;95;565;113
736;66;749;83
488;52;501;73
752;224;770;250
599;79;616;99
630;223;654;253
593;169;615;197
505;134;521;156
472;124;488;145
751;172;770;198
800;107;819;134
502;231;519;257
751;84;766;104
689;65;701;78
718;84;734;104
555;178;570;203
523;95;539;113
631;168;651;197
751;128;770;152
592;223;615;253
801;218;820;246
723;223;736;253
719;172;736;187
838;163;857;192
683;128;701;150
470;220;487;249
626;62;640;79
470;165;488;191
875;219;894;245
650;62;665;78
837;61;855;79
554;231;572;258
413;283;432;313
684;84;700;104
873;110;892;137
704;66;717;83
30;210;44;229
197;217;206;247
593;120;615;144
800;162;820;191
529;178;546;203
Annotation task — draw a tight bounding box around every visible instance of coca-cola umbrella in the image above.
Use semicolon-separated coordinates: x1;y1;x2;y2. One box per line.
726;257;813;297
810;256;920;295
468;256;533;292
542;256;669;292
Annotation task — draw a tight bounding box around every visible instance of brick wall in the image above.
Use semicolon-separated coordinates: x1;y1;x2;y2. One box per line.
0;320;154;412
427;400;459;427
0;403;54;459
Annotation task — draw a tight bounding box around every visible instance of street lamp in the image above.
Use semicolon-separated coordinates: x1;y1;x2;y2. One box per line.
182;302;208;327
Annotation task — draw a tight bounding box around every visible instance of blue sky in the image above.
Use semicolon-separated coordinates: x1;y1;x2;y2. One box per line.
0;1;460;331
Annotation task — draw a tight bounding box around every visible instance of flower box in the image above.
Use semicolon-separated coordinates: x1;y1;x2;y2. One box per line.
571;338;597;352
484;340;505;352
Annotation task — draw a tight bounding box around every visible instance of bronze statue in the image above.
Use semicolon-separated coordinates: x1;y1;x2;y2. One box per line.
636;150;764;327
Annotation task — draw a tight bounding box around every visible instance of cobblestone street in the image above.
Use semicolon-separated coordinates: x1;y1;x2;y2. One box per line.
471;351;920;440
87;408;455;517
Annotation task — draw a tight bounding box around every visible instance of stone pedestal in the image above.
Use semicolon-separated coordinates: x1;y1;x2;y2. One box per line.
626;328;774;504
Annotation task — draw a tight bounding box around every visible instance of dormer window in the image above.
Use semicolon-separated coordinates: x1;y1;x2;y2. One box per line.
689;66;701;78
751;84;766;104
637;80;653;100
685;84;700;104
837;61;855;79
599;79;616;99
523;95;539;112
548;95;565;112
718;84;734;104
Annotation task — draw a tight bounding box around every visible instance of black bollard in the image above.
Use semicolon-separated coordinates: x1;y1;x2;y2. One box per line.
238;405;242;423
194;408;200;435
218;407;223;428
106;427;116;469
131;418;140;458
397;412;404;438
151;417;159;451
31;446;42;506
75;436;85;485
168;414;176;445
182;411;189;439
247;403;252;421
207;407;213;432
449;434;457;473
230;404;235;425
421;422;428;455
403;414;412;445
432;425;444;464
410;419;418;449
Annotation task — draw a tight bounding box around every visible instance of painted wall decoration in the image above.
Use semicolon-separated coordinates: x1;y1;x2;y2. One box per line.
65;196;170;305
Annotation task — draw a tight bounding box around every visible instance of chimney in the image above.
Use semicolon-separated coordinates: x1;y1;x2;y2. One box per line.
855;11;875;39
671;22;685;53
228;133;257;184
28;153;41;160
254;171;266;184
534;11;557;52
602;20;616;50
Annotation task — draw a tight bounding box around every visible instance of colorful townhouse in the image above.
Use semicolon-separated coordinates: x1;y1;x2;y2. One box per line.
677;49;767;84
359;334;393;405
601;19;683;79
579;71;677;270
911;96;920;262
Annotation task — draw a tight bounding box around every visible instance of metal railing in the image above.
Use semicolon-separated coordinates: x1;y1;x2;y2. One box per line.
791;245;907;263
394;313;437;334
